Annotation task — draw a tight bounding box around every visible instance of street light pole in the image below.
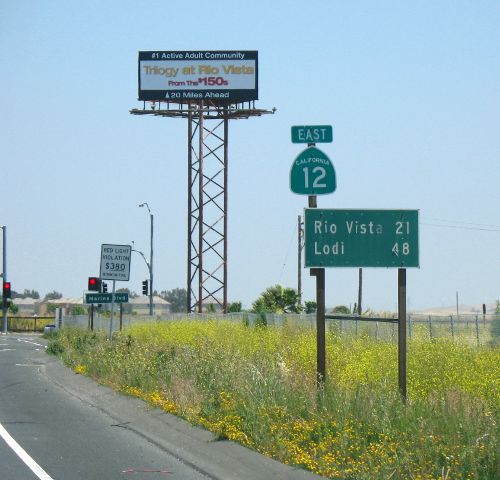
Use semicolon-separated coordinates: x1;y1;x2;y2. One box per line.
139;203;154;316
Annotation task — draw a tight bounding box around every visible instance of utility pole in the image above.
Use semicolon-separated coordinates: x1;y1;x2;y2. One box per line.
2;226;7;334
297;215;302;305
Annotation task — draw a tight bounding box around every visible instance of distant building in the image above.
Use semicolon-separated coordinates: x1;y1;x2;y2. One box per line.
129;295;170;316
38;297;84;316
12;297;39;316
202;299;224;312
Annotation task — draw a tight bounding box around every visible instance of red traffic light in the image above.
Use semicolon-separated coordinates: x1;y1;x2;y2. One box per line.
3;282;11;298
88;277;101;292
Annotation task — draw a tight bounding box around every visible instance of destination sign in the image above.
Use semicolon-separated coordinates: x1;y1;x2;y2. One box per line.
304;209;419;268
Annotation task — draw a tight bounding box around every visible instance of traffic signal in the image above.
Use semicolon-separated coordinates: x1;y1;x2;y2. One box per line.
3;282;11;299
102;282;108;293
142;280;149;295
88;277;101;292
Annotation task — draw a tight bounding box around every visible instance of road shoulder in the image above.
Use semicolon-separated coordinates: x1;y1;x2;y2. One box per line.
42;352;325;480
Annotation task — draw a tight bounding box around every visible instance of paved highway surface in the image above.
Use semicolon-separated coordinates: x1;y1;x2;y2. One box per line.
0;333;323;480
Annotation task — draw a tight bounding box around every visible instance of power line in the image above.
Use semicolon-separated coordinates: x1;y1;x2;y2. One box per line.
421;222;500;232
422;216;500;229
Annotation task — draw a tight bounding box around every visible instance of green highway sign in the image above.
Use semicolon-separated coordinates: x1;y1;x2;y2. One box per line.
304;209;419;268
85;292;129;304
291;125;333;144
290;146;336;195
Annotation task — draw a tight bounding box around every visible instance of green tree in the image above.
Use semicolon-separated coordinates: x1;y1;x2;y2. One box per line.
228;301;242;313
27;289;40;299
8;302;18;315
331;305;351;315
117;288;138;298
13;289;40;299
304;301;317;314
44;291;63;301
161;288;187;313
47;303;58;314
252;285;302;314
71;305;87;315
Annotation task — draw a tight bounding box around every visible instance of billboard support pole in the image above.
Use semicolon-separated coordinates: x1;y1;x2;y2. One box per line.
197;101;204;313
223;108;229;313
187;104;194;313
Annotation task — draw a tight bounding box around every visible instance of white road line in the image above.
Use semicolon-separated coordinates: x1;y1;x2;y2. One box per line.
17;339;44;347
0;348;16;352
0;422;54;480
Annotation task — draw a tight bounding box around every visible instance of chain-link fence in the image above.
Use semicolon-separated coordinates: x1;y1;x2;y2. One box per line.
57;311;499;346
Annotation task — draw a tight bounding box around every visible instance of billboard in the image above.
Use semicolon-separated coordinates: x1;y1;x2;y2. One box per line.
138;51;258;103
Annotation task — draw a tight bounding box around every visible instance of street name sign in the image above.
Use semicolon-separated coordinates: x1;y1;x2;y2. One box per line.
304;209;419;268
290;147;336;195
85;292;129;304
99;244;132;281
291;125;333;144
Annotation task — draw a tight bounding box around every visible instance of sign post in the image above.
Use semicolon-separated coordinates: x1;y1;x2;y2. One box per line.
290;125;334;388
398;268;407;401
303;208;419;402
99;244;132;339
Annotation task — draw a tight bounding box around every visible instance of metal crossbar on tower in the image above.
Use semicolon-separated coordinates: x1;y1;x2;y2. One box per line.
131;101;274;312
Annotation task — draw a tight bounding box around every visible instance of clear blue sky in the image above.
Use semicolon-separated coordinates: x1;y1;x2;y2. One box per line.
1;1;499;311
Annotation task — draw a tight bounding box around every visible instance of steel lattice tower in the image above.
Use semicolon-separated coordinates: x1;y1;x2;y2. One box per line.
131;101;273;312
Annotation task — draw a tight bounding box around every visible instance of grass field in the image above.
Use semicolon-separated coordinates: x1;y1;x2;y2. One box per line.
48;320;499;479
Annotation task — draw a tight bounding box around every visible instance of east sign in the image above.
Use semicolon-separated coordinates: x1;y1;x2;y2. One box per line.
290;146;336;195
291;125;333;144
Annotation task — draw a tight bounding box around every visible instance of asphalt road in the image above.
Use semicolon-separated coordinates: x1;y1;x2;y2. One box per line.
0;333;323;480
